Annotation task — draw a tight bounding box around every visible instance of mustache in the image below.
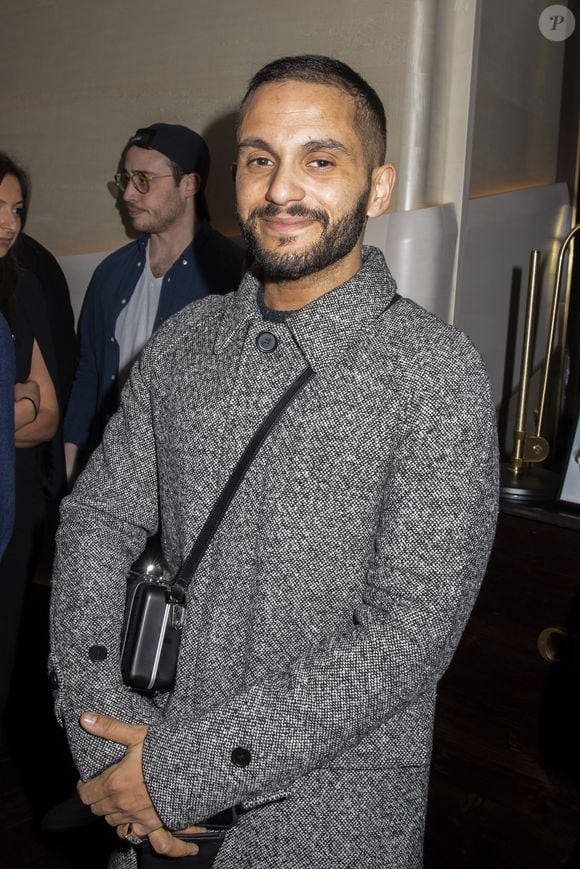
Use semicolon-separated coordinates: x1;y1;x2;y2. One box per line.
247;203;330;228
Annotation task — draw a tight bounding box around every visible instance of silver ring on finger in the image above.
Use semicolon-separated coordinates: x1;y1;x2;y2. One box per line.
124;824;144;846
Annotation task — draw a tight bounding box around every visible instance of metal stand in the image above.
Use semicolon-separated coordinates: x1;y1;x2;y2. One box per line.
500;464;560;504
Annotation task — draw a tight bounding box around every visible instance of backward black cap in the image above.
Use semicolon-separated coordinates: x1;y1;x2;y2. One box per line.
128;123;210;185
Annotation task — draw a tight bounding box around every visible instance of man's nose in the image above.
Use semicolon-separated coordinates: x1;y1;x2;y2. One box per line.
265;162;304;206
122;178;140;202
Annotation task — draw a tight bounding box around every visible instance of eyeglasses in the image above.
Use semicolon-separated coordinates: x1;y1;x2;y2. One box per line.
114;170;181;194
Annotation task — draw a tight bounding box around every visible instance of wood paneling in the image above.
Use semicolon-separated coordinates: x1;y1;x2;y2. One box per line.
426;509;580;868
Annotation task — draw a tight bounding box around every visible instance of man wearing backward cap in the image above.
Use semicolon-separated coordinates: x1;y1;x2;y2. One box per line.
63;123;244;480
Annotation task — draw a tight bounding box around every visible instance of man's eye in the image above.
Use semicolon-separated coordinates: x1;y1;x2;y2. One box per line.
134;172;149;183
308;159;333;169
249;157;272;168
13;207;24;218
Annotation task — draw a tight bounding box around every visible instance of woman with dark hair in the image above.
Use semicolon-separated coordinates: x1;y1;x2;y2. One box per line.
0;152;60;721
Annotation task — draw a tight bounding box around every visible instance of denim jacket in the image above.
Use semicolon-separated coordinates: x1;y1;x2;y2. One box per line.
63;223;243;456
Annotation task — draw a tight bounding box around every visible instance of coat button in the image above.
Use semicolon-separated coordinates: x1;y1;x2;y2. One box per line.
88;645;108;662
231;746;252;767
256;331;277;353
48;670;59;690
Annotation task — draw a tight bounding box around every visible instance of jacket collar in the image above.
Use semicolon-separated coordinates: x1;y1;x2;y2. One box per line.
137;224;212;260
214;246;398;371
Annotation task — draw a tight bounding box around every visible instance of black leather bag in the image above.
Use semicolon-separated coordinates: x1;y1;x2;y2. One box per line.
138;836;223;869
136;808;238;867
120;367;313;694
120;566;184;693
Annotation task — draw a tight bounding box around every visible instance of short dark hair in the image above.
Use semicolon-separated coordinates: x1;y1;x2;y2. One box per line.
240;55;387;168
164;156;210;222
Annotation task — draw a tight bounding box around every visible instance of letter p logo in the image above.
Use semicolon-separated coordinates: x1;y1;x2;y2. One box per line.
539;5;576;41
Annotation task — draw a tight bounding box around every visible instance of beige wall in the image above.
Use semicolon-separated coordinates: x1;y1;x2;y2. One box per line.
469;0;566;197
3;0;415;255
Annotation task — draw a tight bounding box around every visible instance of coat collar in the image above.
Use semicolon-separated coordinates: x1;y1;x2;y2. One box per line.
214;245;399;370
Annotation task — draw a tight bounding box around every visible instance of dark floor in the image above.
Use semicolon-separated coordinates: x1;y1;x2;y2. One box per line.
0;582;115;869
0;742;114;869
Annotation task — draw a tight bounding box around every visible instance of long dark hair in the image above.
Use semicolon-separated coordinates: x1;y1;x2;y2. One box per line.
0;152;30;331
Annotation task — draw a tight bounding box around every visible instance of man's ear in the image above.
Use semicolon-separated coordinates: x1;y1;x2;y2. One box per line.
366;163;396;218
182;172;201;198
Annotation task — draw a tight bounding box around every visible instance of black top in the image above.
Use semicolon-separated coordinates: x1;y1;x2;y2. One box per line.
14;270;64;500
19;233;77;406
257;285;293;322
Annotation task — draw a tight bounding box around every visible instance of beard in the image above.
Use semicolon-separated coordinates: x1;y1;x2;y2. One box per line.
127;193;186;236
237;187;370;282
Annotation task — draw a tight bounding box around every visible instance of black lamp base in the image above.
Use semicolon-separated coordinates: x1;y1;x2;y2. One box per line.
500;464;560;504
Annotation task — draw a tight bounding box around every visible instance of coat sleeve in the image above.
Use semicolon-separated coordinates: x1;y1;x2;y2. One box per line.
140;333;499;829
49;338;163;779
62;269;103;451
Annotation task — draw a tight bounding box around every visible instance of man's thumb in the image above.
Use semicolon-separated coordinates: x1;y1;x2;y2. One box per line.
80;711;147;747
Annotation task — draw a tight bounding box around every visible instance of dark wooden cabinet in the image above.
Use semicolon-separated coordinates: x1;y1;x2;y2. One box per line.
425;506;580;868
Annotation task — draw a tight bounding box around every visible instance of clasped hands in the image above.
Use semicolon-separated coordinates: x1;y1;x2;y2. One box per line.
78;711;205;858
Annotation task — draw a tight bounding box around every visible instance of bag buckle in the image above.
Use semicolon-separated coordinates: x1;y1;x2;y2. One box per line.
169;603;185;630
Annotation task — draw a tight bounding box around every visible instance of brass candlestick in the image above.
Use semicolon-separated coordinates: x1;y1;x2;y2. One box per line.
501;223;580;503
506;250;549;474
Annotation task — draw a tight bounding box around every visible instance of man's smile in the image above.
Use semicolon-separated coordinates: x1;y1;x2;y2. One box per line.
261;215;319;235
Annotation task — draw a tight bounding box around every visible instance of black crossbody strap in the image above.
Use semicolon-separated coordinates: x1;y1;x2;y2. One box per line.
171;365;314;600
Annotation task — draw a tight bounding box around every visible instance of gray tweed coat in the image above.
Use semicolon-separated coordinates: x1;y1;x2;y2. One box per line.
50;246;499;868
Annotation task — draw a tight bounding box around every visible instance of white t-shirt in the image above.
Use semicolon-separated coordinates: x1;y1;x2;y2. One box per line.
115;240;163;388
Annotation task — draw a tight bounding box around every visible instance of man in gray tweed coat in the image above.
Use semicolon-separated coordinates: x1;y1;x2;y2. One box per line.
50;55;499;867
